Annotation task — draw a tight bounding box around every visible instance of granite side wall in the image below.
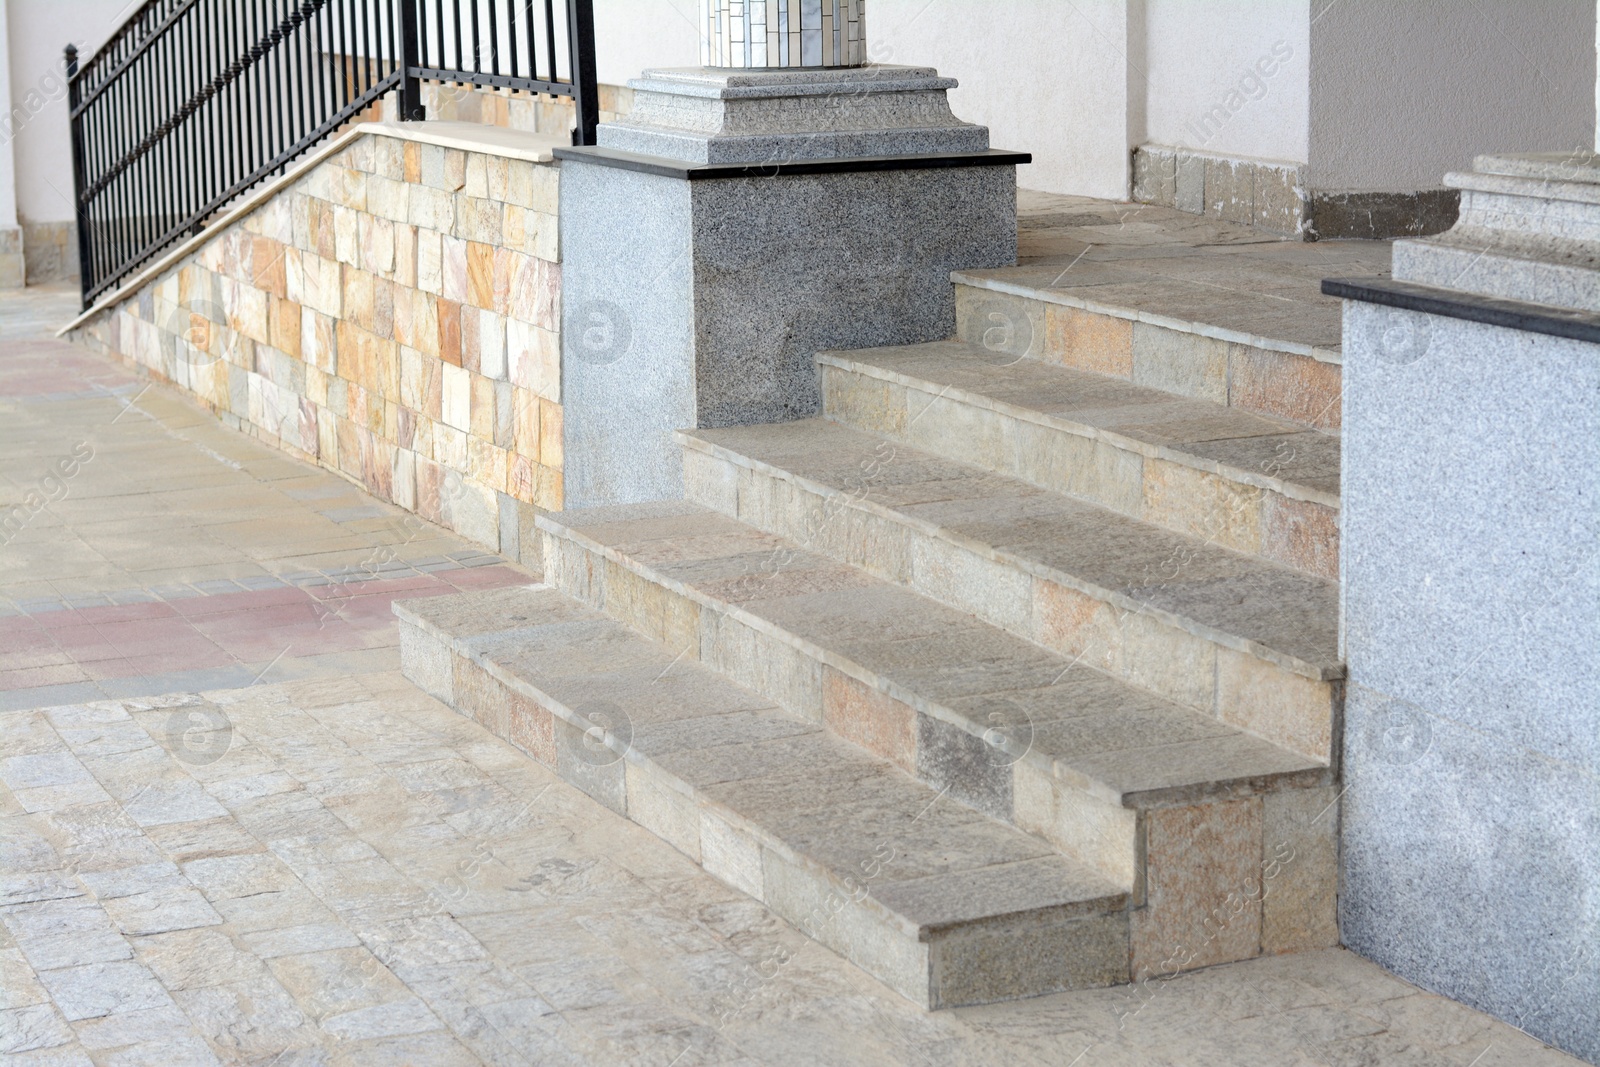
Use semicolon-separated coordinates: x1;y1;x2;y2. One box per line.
70;128;563;566
1340;299;1600;1063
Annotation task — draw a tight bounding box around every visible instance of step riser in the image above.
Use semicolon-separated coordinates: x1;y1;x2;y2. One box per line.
399;613;1131;1008
820;361;1340;583
540;524;1340;974
952;281;1343;432
683;445;1340;765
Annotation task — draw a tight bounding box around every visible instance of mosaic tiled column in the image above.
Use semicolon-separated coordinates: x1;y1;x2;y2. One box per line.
701;0;866;69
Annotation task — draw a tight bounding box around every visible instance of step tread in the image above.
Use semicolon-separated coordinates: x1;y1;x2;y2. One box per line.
953;263;1346;359
819;339;1341;504
538;502;1328;804
395;584;1126;936
681;418;1340;677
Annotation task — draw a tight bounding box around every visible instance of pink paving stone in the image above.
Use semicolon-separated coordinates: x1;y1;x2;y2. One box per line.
76;617;209;651
40;623;124;662
439;565;530;591
185;600;325;636
169;585;318;617
32;601;180;628
81;643;237;679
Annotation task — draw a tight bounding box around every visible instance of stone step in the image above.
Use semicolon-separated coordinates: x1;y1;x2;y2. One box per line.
951;271;1344;431
395;584;1130;1009
676;418;1341;761
535;501;1340;976
817;339;1340;581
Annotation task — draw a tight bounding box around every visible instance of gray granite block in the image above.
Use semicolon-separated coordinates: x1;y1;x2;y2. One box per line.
1342;304;1600;770
597;65;988;165
560;157;1016;508
1340;686;1600;1063
558;160;695;509
1340;293;1600;1063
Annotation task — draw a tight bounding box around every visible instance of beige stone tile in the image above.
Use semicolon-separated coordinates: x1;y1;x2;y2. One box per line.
1215;647;1335;762
1131;323;1229;405
1262;494;1341;582
1141;456;1264;556
1130;797;1262;980
1047;305;1134;378
1261;785;1339;955
1013;759;1140;892
1230;344;1342;431
821;667;915;773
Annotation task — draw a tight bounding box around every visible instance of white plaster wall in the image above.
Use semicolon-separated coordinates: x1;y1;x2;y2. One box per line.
1142;0;1308;164
592;0;1134;199
1310;0;1595;191
0;0;19;230
6;0;128;225
593;0;699;83
871;0;1130;199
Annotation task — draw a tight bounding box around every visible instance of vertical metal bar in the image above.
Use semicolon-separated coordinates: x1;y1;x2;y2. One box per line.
565;0;597;145
542;0;555;86
65;45;93;306
485;0;498;76
508;0;519;80
397;0;426;119
451;0;463;71
468;0;480;74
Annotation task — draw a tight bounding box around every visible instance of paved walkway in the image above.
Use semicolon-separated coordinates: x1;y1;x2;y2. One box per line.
2;284;1584;1065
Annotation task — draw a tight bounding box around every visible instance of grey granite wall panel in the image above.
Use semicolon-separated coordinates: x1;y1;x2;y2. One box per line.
1341;297;1600;1062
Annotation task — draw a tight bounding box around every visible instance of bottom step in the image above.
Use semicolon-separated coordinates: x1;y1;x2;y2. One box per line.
395;584;1129;1008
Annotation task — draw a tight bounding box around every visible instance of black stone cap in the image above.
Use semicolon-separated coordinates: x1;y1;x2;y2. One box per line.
1323;276;1600;346
552;145;1032;180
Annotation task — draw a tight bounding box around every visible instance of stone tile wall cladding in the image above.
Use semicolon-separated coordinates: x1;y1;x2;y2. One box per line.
1132;144;1460;241
20;220;79;283
71;128;563;565
423;80;634;133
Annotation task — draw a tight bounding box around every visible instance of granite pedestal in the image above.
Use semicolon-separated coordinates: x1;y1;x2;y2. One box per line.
1330;152;1600;1064
556;66;1025;508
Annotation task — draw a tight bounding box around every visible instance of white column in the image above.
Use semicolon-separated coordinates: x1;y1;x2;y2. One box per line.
0;0;25;286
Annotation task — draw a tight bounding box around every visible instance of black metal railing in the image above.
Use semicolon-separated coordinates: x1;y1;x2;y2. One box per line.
67;0;598;307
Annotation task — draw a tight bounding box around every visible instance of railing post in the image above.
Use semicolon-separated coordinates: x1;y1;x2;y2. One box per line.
396;0;426;120
63;44;93;309
566;0;598;145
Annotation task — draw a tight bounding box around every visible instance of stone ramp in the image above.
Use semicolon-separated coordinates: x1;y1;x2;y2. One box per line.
396;583;1129;1008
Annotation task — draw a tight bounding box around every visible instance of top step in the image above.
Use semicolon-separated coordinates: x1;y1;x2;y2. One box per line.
949;193;1391;432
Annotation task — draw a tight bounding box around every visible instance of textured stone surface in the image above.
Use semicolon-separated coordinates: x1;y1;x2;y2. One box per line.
598;65;989;164
397;584;1130;1009
559;157;1017;508
1340;296;1600;1063
70;127;565;556
680;417;1339;683
539;500;1329;812
816;343;1340;580
1131;798;1263;981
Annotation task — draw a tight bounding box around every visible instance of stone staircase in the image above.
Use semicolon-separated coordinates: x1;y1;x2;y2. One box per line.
396;251;1346;1008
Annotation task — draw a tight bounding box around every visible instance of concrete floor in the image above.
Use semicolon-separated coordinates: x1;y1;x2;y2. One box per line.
1;282;1584;1065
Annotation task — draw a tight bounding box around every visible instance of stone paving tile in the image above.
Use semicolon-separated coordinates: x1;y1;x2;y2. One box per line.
0;674;1583;1067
